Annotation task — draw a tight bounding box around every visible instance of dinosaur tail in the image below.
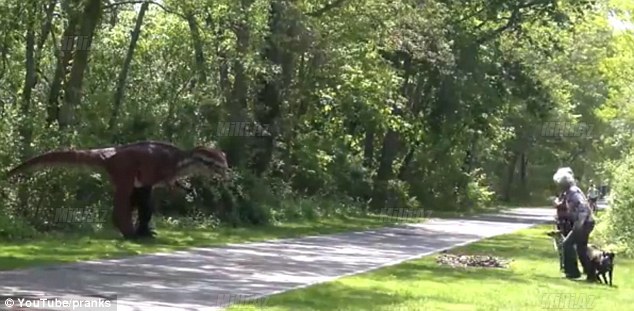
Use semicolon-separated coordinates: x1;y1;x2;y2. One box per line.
5;149;108;178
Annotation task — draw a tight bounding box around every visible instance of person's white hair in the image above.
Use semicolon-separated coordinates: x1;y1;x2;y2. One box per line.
553;167;575;187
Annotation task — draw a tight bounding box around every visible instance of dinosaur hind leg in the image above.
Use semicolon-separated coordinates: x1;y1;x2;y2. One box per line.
133;186;156;238
113;185;135;239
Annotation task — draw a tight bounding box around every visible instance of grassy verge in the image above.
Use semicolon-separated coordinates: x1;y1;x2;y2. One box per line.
230;224;633;311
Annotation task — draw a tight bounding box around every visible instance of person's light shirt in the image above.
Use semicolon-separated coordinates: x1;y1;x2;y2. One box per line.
588;187;599;199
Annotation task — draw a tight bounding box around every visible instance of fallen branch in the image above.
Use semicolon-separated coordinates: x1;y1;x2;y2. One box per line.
436;252;512;268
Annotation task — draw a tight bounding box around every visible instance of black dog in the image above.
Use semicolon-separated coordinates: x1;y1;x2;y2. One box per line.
587;245;615;286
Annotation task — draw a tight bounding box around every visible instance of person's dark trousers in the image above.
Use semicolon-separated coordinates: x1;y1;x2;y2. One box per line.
576;220;596;280
562;220;595;279
562;236;580;278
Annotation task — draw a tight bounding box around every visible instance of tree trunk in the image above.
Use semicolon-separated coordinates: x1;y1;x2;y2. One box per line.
18;0;38;215
204;8;230;100
520;152;528;187
47;4;80;126
503;152;519;201
59;0;101;128
108;1;149;133
109;4;118;27
250;0;294;176
223;18;251;168
363;125;375;168
20;0;37;156
186;12;206;87
33;0;57;89
398;140;422;180
398;72;436;180
251;81;280;176
37;0;57;51
370;129;400;211
463;134;478;174
369;52;415;211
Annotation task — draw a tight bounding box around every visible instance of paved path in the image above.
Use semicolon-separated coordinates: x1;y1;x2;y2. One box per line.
0;207;556;311
597;197;608;210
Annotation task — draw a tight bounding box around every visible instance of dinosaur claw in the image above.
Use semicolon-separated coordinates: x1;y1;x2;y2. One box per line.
135;226;157;239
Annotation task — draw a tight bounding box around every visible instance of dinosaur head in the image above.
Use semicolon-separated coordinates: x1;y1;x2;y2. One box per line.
190;146;229;180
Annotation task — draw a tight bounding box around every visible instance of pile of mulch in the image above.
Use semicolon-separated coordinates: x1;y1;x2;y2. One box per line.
436;252;512;269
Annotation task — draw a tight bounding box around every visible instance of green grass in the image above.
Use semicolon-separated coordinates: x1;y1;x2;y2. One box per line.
229;224;634;311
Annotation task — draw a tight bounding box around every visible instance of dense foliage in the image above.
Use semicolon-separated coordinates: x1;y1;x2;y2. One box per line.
0;0;632;251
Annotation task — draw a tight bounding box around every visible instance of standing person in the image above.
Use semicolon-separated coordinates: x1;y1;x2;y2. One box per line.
587;181;600;212
552;167;596;281
553;191;572;272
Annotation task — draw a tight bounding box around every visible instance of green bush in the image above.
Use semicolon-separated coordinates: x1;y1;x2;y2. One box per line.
464;169;495;209
594;153;634;256
0;212;39;240
387;179;421;211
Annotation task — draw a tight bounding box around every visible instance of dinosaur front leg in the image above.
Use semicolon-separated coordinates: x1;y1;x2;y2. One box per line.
133;186;156;238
